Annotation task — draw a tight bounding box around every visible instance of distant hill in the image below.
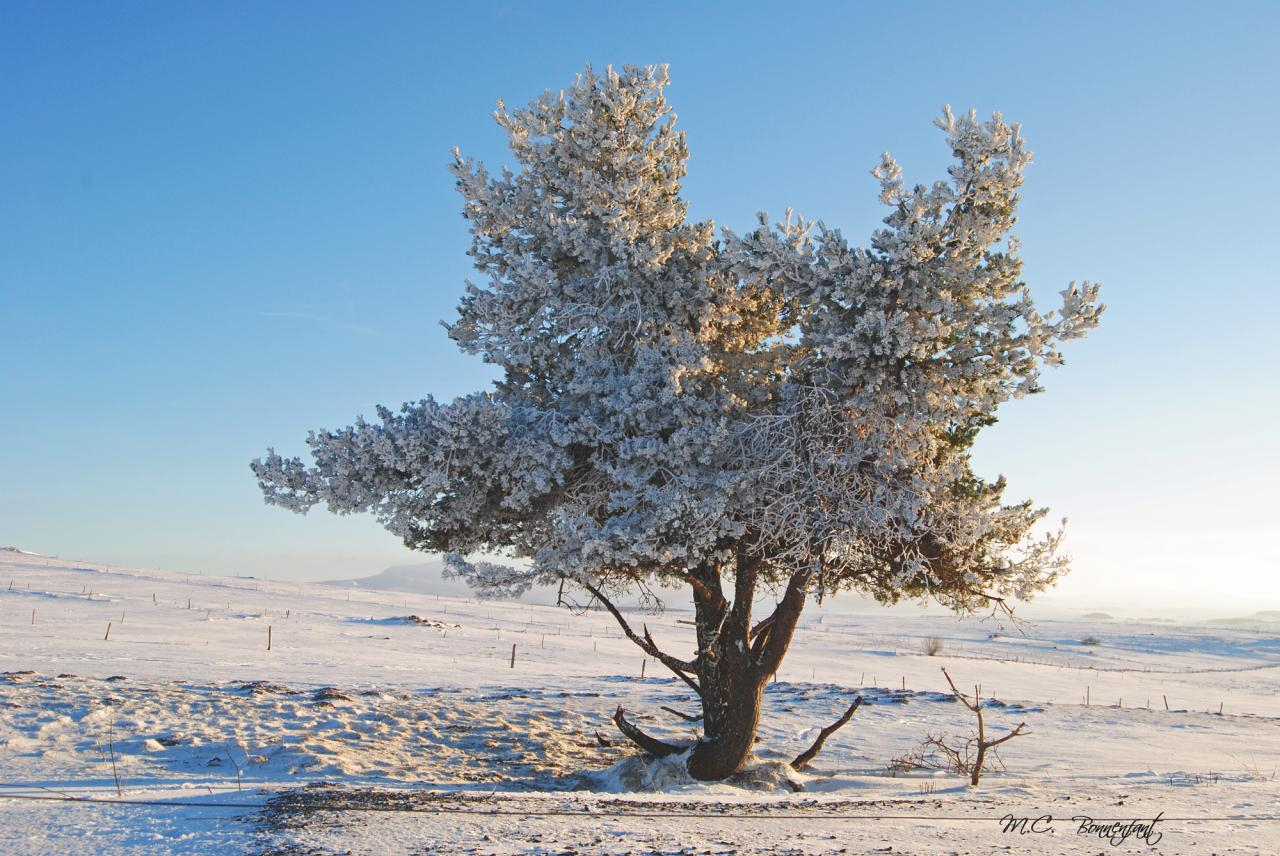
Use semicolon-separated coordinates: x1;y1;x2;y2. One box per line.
323;559;622;607
323;560;473;597
1202;613;1280;632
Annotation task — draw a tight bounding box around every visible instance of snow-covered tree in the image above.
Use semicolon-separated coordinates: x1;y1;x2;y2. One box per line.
252;65;1102;781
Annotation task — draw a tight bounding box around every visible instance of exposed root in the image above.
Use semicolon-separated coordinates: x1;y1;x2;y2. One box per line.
613;706;685;758
790;696;862;771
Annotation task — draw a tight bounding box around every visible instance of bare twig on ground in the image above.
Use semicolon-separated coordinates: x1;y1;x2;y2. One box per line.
107;710;122;797
933;668;1027;786
791;696;862;771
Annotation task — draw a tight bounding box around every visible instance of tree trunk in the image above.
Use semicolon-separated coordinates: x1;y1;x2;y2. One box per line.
597;556;811;782
683;557;809;781
686;629;768;780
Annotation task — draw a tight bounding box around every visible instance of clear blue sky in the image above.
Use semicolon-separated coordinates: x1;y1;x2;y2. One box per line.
3;1;1277;611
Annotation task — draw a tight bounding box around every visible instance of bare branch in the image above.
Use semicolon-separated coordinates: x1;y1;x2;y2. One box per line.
962;586;1016;619
921;732;974;776
940;667;978;713
577;579;691;670
578;578;703;697
660;705;703;722
642;624;690;669
791;696;862;771
667;665;703;698
985;722;1028;748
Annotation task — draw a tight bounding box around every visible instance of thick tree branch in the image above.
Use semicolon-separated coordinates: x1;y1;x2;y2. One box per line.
613;707;686;758
729;548;762;630
678;568;726;612
695;608;731;661
753;568;811;676
748;614;775;643
791;696;862;771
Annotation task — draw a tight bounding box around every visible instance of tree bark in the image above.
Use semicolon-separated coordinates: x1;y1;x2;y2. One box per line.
686;633;768;780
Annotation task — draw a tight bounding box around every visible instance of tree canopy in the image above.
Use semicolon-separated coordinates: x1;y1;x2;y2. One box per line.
253;65;1101;617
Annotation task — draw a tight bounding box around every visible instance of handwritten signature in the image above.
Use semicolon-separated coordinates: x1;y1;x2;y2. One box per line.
999;812;1164;845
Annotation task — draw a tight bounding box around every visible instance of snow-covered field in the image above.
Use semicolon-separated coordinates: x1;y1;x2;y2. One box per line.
1;548;1276;854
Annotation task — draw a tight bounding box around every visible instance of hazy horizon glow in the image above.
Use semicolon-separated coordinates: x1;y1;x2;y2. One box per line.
3;2;1277;613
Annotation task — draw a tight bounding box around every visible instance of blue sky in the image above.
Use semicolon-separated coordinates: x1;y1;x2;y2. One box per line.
2;2;1277;611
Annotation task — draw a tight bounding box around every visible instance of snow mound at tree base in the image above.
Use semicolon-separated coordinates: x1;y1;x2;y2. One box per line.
594;752;804;793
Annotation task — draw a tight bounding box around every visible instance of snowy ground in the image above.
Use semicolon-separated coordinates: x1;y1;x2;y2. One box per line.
0;548;1277;854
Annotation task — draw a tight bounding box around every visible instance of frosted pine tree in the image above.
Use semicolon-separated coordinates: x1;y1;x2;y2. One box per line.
253;66;1102;780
